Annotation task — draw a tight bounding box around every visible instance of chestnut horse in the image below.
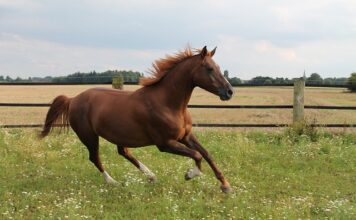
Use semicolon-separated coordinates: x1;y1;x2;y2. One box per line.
40;46;234;193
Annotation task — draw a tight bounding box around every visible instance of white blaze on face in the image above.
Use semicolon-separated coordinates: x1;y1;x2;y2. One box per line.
102;171;117;184
186;166;201;179
138;161;156;179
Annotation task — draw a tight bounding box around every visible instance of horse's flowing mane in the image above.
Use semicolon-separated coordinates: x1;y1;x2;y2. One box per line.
140;46;199;86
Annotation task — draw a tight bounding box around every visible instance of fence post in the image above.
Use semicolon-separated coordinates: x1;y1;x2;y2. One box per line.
293;79;305;124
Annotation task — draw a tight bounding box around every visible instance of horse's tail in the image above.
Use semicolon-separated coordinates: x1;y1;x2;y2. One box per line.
39;95;71;138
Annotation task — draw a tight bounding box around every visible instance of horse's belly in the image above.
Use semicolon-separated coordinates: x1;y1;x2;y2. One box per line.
101;131;152;148
95;119;153;147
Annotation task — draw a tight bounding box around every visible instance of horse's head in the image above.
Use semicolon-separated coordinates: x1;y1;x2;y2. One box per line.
192;46;234;101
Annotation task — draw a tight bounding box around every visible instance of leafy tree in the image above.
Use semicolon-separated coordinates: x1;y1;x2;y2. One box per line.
5;76;12;82
228;77;242;86
347;72;356;92
307;73;323;85
264;79;273;84
51;70;143;83
0;75;4;81
249;76;274;85
323;77;334;85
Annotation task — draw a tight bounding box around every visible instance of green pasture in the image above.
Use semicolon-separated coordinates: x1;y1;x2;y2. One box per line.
0;129;355;219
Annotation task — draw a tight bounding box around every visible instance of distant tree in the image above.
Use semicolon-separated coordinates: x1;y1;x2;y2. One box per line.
223;70;229;79
347;72;356;92
228;77;242;86
307;73;323;85
274;77;285;84
51;70;142;84
334;77;348;85
264;79;273;84
249;76;274;85
0;75;4;81
5;76;12;82
323;77;334;85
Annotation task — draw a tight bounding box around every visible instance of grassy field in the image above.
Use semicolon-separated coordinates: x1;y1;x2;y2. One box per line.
0;85;355;125
0;128;355;219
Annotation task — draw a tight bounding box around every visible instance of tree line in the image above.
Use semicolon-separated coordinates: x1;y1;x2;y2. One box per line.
223;71;349;86
0;70;143;84
1;70;355;92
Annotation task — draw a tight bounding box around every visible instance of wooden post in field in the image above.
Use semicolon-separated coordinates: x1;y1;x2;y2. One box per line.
293;79;305;124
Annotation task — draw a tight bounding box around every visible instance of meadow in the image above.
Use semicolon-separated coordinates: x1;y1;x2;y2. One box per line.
0;85;355;219
0;128;355;219
0;85;356;126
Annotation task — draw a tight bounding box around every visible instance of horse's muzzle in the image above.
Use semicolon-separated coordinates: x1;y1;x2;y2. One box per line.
218;87;234;101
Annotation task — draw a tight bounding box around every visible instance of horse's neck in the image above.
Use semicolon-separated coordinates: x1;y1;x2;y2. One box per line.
152;60;195;110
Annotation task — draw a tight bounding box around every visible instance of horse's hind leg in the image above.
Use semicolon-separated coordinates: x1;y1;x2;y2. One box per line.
71;123;117;184
117;146;156;183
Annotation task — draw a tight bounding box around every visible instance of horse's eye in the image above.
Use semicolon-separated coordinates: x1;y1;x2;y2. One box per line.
206;67;213;72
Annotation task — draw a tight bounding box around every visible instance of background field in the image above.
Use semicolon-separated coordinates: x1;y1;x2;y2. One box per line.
0;129;355;219
1;85;355;219
0;85;355;126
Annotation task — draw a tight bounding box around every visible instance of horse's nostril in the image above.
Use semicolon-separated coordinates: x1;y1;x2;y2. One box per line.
227;89;233;96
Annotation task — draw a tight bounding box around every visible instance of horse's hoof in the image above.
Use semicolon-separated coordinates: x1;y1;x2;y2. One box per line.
106;179;118;185
220;184;232;193
148;176;157;183
184;167;201;181
185;173;192;181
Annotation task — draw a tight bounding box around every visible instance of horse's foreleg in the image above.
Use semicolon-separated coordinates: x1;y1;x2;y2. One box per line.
117;146;156;183
157;140;202;180
183;133;231;193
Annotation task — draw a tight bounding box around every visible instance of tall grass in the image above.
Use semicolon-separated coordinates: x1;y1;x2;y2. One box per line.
0;129;355;219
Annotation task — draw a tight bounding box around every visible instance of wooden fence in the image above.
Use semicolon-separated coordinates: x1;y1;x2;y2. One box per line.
0;80;355;128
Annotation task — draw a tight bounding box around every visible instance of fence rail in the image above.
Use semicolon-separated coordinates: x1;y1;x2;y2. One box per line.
1;123;355;129
1;103;356;110
0;103;355;128
0;82;349;88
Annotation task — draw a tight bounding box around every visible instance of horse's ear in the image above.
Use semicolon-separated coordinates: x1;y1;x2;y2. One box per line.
210;47;217;57
200;46;208;59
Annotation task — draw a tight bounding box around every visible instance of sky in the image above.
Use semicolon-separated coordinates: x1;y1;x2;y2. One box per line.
0;0;356;79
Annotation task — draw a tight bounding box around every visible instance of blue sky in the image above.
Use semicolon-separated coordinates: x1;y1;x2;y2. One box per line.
0;0;356;79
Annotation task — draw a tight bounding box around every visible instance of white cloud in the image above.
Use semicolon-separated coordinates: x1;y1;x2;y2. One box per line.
215;35;355;79
0;33;164;77
0;0;42;11
0;0;356;78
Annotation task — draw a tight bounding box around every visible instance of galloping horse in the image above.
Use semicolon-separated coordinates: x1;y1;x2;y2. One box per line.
40;46;234;193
